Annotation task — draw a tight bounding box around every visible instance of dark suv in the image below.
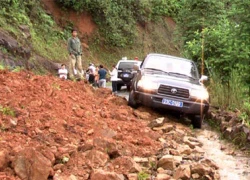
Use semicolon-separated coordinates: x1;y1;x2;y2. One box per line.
128;53;209;128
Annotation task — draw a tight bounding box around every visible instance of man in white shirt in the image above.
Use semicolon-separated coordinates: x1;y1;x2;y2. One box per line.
88;63;96;84
58;64;68;80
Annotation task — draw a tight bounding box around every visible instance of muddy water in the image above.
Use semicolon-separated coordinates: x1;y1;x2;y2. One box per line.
196;124;250;180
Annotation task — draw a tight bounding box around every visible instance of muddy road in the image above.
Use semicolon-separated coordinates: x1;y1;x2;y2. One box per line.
116;87;250;180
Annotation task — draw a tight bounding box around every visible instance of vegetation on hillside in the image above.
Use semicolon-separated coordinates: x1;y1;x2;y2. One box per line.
56;0;180;47
177;0;250;124
0;0;69;61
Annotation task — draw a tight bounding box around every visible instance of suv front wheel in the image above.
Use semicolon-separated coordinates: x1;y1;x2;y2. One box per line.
128;90;138;108
190;114;204;129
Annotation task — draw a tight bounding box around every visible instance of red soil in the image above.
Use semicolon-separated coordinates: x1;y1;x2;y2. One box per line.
0;70;161;178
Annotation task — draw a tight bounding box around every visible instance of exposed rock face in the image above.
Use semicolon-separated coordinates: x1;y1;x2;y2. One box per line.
208;110;250;149
12;147;52;180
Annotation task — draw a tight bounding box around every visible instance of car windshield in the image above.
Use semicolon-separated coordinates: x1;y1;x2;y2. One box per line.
144;55;199;79
118;61;141;70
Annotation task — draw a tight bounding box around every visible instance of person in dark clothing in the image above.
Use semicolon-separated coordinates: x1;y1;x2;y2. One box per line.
98;65;107;88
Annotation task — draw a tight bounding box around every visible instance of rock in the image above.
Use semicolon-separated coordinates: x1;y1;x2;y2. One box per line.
19;25;31;39
91;169;124;180
179;144;192;155
53;172;79;180
133;110;151;120
200;159;219;170
192;173;200;179
93;138;120;158
133;157;148;163
157;155;175;170
156;173;171;180
0;149;9;170
148;117;165;128
57;144;78;157
127;173;138;180
78;142;93;152
74;108;85;118
183;137;202;149
191;163;212;175
87;129;94;135
112;156;142;173
12;147;52;180
158;155;182;170
85;149;109;168
153;124;174;132
173;164;191;180
53;163;64;171
100;128;117;138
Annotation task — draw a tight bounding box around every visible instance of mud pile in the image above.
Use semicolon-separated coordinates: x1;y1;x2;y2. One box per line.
0;70;219;180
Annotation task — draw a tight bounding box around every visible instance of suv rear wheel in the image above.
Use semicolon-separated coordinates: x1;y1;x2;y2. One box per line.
128;90;138;108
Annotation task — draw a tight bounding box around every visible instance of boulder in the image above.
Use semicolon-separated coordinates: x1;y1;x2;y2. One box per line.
191;163;212;175
112;156;142;173
148;117;165;128
200;159;219;170
12;147;52;180
93;138;119;158
157;155;182;170
173;164;191;180
91;169;124;180
0;149;9;170
84;149;109;168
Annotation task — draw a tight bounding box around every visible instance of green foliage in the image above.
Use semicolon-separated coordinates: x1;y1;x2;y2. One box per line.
179;0;250;121
0;0;69;62
138;171;149;180
56;0;181;47
0;105;16;117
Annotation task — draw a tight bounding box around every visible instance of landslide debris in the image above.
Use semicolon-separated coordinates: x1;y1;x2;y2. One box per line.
0;70;220;180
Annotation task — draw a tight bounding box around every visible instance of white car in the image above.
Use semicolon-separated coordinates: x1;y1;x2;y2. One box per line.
115;57;142;90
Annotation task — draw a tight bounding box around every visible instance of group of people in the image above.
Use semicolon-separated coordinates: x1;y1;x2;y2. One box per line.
58;29;119;93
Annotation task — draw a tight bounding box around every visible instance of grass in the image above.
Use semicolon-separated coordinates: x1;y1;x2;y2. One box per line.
138;171;150;180
0;105;16;117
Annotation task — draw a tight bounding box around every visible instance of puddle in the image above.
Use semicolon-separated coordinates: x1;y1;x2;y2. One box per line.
197;124;250;180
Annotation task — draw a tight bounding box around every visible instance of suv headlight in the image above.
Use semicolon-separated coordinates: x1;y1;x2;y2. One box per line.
138;77;158;91
190;88;209;100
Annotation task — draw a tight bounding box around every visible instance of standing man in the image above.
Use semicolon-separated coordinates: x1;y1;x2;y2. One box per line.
68;29;83;80
109;65;118;94
98;65;107;88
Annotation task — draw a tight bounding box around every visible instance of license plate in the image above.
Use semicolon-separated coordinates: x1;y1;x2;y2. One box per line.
162;99;183;107
123;74;129;77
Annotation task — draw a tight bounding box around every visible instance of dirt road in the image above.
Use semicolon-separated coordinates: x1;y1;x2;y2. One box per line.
116;87;250;180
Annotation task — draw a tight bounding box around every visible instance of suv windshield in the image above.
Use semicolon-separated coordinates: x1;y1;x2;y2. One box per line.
118;62;140;70
144;55;199;79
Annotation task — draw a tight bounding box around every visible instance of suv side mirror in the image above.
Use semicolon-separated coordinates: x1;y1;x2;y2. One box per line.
199;75;208;83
